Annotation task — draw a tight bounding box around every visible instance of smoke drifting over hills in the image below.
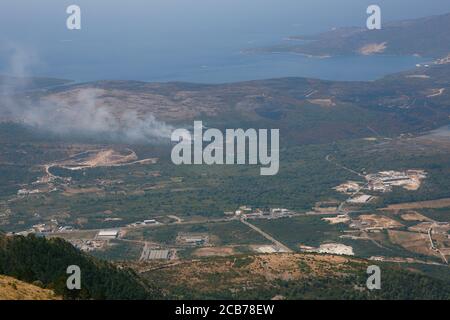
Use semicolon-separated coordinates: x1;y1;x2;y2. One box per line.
21;88;174;143
0;46;174;144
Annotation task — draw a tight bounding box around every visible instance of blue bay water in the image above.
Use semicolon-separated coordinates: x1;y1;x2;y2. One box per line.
0;0;448;83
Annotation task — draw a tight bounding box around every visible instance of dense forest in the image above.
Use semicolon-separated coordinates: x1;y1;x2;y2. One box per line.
0;233;156;299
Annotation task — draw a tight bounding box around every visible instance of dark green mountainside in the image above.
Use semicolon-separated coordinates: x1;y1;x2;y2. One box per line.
0;234;156;299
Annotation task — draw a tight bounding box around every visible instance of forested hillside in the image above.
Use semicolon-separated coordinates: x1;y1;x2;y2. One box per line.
0;234;156;299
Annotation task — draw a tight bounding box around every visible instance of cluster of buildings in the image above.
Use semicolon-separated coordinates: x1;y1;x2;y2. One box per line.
66;229;120;252
17;173;72;197
32;223;74;234
226;206;293;220
176;233;209;246
10;219;74;237
333;181;360;195
127;219;160;228
334;170;427;196
70;239;106;252
365;170;427;192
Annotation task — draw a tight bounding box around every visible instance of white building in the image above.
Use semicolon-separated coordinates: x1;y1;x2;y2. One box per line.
96;229;119;240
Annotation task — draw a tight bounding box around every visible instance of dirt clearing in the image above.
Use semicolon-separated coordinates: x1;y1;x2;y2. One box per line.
193;247;236;257
400;211;432;222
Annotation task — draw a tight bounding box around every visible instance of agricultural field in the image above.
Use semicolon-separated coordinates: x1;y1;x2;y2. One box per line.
90;239;144;262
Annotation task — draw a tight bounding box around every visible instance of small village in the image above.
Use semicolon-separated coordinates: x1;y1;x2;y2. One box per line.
334;169;427;204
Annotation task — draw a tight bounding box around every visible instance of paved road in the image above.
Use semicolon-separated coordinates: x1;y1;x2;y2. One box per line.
240;218;293;253
325;154;365;178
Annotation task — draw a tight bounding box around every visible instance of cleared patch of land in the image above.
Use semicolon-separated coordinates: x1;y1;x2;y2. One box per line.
300;242;354;256
307;98;336;107
193;246;236;257
400;211;432;222
427;88;446;98
358;42;387;55
350;214;403;231
388;230;440;258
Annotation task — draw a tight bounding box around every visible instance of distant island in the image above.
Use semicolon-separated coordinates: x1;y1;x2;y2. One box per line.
246;13;450;59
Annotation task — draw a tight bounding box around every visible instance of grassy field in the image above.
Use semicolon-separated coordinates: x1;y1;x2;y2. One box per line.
251;216;345;250
418;207;450;222
90;240;143;261
124;221;272;246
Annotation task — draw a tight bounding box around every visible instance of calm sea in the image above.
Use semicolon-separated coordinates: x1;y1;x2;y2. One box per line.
0;0;448;83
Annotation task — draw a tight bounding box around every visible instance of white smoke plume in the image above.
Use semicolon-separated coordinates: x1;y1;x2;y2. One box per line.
0;45;173;143
21;88;174;143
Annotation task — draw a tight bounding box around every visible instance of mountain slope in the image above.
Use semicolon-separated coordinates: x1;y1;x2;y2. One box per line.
0;234;157;300
141;253;450;300
0;274;60;300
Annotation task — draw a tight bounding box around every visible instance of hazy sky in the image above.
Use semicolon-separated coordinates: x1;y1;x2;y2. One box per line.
1;0;449;38
0;0;449;81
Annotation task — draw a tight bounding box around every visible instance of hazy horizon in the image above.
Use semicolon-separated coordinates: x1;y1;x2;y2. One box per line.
0;0;449;82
